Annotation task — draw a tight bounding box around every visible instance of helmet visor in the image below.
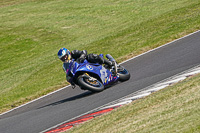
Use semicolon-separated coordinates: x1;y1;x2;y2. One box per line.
60;54;69;62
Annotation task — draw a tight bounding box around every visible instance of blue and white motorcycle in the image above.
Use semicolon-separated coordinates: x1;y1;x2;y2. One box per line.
64;54;130;92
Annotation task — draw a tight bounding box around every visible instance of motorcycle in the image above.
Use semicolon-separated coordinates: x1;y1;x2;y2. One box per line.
64;54;130;92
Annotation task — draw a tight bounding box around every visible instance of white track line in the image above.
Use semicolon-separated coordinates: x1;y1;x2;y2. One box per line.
99;65;200;110
1;30;200;117
120;92;152;102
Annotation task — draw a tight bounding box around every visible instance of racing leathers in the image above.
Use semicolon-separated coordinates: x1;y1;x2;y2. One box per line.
72;50;114;66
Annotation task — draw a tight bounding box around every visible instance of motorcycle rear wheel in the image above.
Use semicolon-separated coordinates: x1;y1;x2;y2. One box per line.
78;75;104;92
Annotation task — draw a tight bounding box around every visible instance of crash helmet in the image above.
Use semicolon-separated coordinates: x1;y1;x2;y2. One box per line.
57;48;71;62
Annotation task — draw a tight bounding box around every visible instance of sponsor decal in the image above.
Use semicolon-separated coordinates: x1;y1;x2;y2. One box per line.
104;74;112;84
100;66;107;82
86;64;93;70
105;78;107;83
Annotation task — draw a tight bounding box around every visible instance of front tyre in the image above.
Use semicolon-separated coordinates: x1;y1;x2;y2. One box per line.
78;75;104;92
117;65;130;81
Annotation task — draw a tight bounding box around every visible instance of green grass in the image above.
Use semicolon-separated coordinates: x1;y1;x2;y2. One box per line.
0;0;200;113
68;74;200;133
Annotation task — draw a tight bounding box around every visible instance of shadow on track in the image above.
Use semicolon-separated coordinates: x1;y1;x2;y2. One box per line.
38;82;121;109
38;91;94;109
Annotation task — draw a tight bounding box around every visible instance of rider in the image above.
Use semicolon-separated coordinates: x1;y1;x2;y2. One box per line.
57;48;114;83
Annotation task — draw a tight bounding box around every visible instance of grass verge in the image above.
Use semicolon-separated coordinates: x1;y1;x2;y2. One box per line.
68;74;200;133
0;0;200;113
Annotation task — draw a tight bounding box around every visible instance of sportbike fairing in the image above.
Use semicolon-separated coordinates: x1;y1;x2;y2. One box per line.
63;59;118;85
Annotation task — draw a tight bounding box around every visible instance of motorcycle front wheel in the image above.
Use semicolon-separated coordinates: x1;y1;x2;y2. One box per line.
117;65;130;81
78;75;104;92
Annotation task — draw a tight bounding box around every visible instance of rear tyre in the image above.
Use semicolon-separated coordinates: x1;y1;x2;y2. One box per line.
78;75;104;92
117;65;130;81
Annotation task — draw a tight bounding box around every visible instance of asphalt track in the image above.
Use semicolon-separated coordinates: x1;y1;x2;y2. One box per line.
0;31;200;133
